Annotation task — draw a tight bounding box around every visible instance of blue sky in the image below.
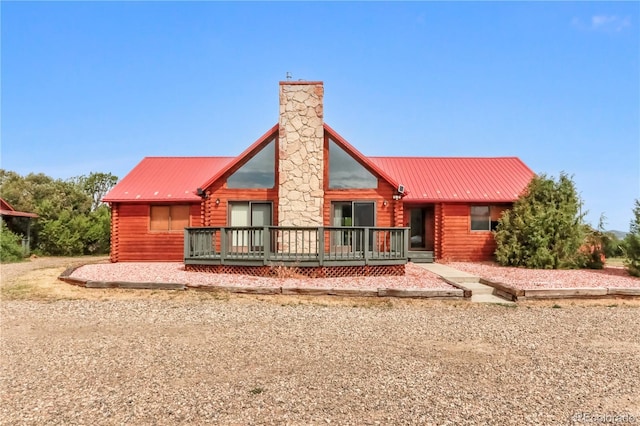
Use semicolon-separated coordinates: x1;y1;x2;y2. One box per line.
2;1;638;231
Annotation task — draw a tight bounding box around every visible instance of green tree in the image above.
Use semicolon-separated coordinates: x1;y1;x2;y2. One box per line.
0;169;116;256
70;172;118;211
602;232;625;258
623;200;640;277
0;220;23;262
494;173;586;269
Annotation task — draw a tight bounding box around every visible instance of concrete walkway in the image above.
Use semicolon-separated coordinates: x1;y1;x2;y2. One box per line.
416;263;515;305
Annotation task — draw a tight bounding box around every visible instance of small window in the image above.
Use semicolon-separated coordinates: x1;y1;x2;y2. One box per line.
150;205;190;231
227;139;275;188
470;206;491;231
328;139;377;189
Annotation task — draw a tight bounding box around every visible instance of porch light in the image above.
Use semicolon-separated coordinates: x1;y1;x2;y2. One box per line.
383;200;388;207
215;198;220;205
392;194;401;201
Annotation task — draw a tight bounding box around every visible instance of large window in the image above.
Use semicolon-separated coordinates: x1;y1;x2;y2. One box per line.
470;206;491;231
332;201;375;250
228;202;272;249
150;205;190;231
227;139;275;188
328;139;377;189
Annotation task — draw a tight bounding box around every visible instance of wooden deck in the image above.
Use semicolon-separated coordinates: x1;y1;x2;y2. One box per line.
184;226;409;267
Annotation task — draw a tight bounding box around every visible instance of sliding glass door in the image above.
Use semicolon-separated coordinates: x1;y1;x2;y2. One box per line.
331;201;375;251
229;202;272;251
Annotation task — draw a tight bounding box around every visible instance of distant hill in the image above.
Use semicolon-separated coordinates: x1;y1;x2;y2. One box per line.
608;230;628;239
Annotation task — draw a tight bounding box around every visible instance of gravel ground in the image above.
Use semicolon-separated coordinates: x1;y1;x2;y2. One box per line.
446;262;640;290
2;298;639;425
70;262;455;290
0;256;108;285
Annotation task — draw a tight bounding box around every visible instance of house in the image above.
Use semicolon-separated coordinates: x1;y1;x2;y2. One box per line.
104;81;534;275
0;198;39;255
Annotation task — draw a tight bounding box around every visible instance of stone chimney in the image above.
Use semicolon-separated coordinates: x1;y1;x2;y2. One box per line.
278;81;324;227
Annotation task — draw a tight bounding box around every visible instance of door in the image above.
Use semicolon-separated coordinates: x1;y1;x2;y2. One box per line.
229;202;272;251
353;202;375;251
251;203;271;249
410;208;425;249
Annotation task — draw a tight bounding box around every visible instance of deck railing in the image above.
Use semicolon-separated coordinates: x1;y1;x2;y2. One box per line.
184;226;408;266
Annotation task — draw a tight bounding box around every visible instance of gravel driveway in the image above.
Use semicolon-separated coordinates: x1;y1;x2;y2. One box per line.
2;297;639;425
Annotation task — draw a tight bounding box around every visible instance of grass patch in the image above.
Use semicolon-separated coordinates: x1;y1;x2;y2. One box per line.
606;257;625;267
249;387;265;395
491;302;517;308
551;304;562;309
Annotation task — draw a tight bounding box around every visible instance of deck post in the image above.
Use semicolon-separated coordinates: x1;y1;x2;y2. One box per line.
184;229;190;260
364;227;370;265
220;227;227;264
318;227;324;266
403;228;409;257
263;226;270;264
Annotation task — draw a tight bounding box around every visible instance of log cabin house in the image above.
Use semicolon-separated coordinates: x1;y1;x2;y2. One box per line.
103;81;534;276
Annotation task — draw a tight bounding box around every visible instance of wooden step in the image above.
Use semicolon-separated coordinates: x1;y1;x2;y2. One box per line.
408;251;434;263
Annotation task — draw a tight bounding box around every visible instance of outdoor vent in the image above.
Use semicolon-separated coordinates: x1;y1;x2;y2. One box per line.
397;184;405;194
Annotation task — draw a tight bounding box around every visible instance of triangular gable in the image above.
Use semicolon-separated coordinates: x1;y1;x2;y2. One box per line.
0;197;39;218
323;124;404;195
0;198;14;211
199;124;279;191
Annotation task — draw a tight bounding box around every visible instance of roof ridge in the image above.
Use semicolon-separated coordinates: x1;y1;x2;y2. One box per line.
370;156;523;159
142;156;235;159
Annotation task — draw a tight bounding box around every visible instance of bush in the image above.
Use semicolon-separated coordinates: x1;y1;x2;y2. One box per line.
494;173;586;269
602;232;625;258
0;221;24;262
623;200;640;277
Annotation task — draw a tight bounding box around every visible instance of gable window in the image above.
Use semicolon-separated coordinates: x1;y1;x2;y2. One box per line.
150;205;190;231
328;139;377;189
227;139;275;189
470;206;491;231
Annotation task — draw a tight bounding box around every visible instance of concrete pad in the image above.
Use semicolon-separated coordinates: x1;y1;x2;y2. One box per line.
415;263;480;283
471;293;516;305
458;281;495;294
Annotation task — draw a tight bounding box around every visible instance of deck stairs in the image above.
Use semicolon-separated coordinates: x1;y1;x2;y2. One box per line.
408;250;434;263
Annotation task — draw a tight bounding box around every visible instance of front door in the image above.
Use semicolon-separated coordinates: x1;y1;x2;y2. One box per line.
409;206;435;251
410;208;426;249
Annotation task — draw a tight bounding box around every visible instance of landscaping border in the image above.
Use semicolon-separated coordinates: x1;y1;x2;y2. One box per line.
58;267;466;299
479;278;640;301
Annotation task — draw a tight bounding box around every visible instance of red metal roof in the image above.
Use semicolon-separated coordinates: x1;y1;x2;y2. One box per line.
105;125;534;204
0;198;38;218
103;157;233;202
369;157;535;203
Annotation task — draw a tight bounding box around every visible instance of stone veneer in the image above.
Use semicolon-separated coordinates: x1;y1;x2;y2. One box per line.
278;81;324;227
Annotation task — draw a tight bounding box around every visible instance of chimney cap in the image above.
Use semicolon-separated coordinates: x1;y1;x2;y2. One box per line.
279;81;323;86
